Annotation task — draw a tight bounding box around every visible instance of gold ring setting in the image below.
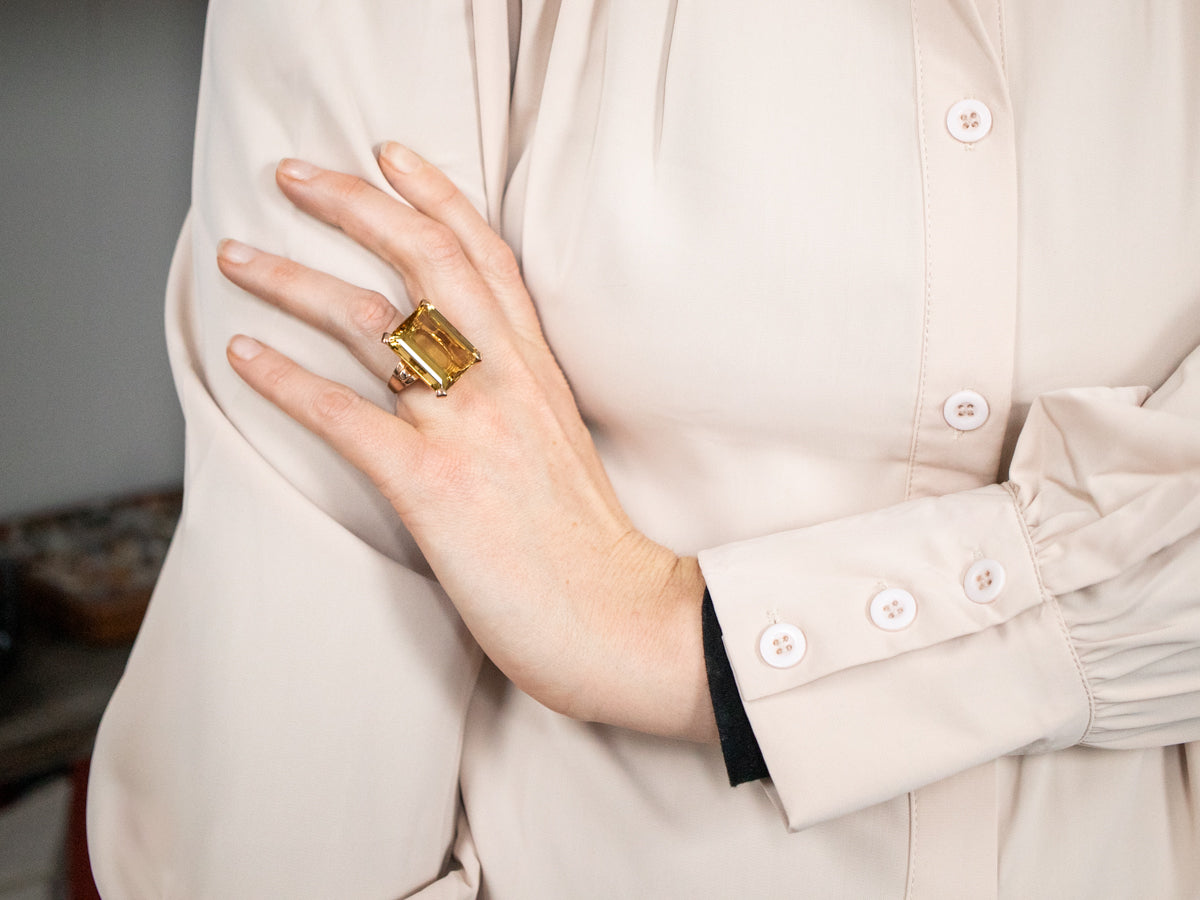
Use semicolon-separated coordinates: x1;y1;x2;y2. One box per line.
386;363;419;393
381;300;481;397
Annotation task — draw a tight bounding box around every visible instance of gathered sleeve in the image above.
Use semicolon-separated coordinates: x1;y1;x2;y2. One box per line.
86;1;515;896
700;345;1200;832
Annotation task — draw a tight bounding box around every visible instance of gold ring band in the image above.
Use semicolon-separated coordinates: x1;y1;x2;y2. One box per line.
386;361;419;393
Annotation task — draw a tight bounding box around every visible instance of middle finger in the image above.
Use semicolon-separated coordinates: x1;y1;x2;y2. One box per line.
274;158;499;338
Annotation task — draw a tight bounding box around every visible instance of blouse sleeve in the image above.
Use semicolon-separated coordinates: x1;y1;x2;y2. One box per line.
700;344;1200;832
86;1;513;896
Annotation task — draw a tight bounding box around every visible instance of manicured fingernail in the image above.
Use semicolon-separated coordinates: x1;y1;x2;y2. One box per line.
278;158;320;181
228;335;264;361
217;239;257;264
380;142;421;174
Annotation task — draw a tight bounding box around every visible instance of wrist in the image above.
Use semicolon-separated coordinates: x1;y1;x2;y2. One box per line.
573;541;716;743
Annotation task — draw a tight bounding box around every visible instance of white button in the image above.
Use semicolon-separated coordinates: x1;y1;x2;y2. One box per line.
946;99;993;143
943;390;990;431
869;588;917;631
964;558;1006;604
759;623;806;669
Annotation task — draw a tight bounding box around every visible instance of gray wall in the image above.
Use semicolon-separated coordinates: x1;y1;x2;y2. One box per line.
0;0;207;518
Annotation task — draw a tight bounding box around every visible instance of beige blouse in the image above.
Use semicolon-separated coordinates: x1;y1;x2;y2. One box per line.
89;1;1200;897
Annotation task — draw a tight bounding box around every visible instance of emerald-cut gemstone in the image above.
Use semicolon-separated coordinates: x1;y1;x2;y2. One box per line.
382;300;481;396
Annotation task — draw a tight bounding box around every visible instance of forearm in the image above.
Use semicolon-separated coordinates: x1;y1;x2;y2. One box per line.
697;345;1200;829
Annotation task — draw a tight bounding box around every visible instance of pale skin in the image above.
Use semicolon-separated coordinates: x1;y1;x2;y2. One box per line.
218;143;718;743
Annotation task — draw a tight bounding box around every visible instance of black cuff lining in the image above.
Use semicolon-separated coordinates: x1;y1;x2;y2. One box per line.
701;588;769;786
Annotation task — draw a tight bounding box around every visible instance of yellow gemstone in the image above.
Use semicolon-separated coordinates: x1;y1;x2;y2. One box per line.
382;300;481;396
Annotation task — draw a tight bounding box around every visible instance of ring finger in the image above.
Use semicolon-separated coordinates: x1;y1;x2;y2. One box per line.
217;238;406;382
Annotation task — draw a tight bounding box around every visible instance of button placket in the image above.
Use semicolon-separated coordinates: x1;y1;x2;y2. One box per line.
906;1;1012;887
903;35;1016;501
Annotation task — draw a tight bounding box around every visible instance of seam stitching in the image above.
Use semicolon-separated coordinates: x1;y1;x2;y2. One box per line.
907;788;919;899
904;0;934;503
905;0;929;886
1002;482;1096;742
995;0;1008;76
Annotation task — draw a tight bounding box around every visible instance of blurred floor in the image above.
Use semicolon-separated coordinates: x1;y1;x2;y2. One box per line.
0;774;70;900
0;761;100;900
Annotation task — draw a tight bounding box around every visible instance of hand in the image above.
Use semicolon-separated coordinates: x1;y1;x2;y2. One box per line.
217;144;716;742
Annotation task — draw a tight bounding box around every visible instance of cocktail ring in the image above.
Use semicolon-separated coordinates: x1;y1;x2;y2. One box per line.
381;300;481;397
386;362;418;393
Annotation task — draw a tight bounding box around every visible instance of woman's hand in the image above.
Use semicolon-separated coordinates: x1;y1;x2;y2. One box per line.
217;144;716;742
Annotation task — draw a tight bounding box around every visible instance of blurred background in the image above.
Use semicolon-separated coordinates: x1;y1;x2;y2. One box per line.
0;0;208;895
0;0;203;517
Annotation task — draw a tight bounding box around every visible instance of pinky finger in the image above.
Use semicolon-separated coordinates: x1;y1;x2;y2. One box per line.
227;335;418;503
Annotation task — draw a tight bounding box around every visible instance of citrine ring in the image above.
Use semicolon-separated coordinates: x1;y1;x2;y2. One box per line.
381;300;481;397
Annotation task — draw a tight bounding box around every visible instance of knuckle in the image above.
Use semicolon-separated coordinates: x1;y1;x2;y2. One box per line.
375;472;412;514
414;435;484;496
346;290;396;337
310;384;359;424
475;394;514;447
334;176;373;205
259;361;292;391
424;174;460;210
431;449;475;491
329;178;375;226
263;258;302;290
413;222;464;270
478;239;521;284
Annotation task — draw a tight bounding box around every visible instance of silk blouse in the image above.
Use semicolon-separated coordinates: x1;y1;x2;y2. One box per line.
89;1;1200;897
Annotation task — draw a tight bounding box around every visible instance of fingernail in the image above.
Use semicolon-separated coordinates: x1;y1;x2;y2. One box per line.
380;142;422;174
228;335;264;361
217;238;257;264
278;158;320;181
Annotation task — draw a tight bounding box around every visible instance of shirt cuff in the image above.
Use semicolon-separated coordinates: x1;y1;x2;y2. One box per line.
698;483;1091;831
701;588;769;786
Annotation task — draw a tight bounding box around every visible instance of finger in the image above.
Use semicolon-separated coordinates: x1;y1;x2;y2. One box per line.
226;334;419;507
376;143;538;334
274;159;498;337
217;239;404;380
368;150;589;448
